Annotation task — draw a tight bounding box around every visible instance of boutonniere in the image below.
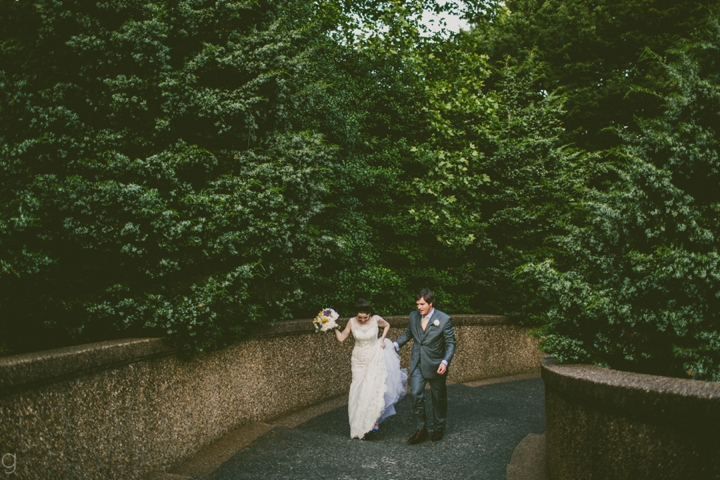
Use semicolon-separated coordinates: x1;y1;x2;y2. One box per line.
432;319;440;327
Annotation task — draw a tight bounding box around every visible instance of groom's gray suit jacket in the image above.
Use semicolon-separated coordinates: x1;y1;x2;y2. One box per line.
396;309;456;379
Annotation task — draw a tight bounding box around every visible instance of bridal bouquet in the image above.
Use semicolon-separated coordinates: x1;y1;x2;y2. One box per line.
313;308;339;332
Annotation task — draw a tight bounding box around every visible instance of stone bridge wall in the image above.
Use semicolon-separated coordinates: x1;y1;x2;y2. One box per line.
0;314;543;479
542;357;720;480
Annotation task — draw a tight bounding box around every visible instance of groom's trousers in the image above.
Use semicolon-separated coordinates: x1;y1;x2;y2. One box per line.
410;366;448;432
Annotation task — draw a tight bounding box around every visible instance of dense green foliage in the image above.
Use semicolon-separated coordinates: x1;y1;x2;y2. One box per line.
468;0;720;151
0;0;472;355
2;0;718;379
1;0;347;354
410;39;588;317
459;0;720;380
524;21;720;380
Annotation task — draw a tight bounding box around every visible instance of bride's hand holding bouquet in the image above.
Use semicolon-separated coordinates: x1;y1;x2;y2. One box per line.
313;308;340;332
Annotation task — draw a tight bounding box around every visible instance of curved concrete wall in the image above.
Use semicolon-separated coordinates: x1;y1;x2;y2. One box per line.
0;315;543;479
542;357;720;480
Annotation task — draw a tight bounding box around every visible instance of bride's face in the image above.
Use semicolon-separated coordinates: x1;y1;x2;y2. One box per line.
356;312;370;323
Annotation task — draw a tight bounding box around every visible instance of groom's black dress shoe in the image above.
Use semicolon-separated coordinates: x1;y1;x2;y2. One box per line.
431;430;444;442
408;429;429;444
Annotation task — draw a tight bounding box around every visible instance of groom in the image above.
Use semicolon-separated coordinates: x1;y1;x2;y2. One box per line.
394;289;456;443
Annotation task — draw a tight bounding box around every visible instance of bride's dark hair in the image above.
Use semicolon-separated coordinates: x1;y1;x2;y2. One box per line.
355;298;374;316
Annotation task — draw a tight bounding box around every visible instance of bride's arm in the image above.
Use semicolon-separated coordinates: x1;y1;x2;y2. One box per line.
335;318;352;342
377;316;390;348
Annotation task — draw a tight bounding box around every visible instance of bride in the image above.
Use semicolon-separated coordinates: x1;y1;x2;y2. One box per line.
334;299;408;439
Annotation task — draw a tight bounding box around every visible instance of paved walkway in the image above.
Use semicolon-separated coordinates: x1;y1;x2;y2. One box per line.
151;374;547;480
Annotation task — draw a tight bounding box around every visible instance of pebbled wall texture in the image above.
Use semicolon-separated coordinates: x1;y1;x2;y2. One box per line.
0;314;543;480
542;357;720;480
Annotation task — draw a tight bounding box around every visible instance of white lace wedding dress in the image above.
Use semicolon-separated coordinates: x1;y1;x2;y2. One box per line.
348;315;408;438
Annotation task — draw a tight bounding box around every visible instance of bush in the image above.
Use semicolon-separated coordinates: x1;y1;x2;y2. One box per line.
0;0;342;355
408;35;589;318
523;21;720;380
0;0;483;355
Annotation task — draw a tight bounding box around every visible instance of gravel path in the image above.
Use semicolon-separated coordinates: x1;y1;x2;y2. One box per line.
203;377;546;480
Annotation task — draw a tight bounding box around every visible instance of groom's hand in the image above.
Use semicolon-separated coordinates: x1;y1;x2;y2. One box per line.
437;363;447;375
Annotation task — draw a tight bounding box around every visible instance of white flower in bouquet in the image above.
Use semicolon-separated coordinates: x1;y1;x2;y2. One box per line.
313;308;339;332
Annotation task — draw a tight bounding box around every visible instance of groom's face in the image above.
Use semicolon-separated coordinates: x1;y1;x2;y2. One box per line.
416;298;433;316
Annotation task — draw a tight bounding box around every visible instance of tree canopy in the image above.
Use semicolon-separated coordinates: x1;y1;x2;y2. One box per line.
2;0;718;379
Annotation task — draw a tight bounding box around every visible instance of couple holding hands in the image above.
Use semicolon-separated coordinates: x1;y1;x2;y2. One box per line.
334;288;457;443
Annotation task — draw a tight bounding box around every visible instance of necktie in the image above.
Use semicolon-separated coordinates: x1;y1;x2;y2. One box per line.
422;315;429;331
